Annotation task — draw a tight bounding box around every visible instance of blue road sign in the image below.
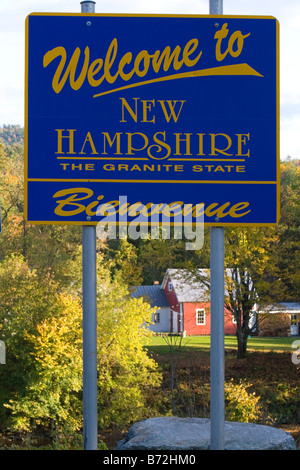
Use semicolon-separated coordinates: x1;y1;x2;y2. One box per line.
25;14;279;225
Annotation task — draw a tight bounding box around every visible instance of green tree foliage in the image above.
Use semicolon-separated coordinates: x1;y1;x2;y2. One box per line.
0;129;162;437
136;229;210;285
0;253;161;435
225;379;262;423
0;126;299;439
96;260;161;429
0;142;23;224
0;254;82;431
0;139;83;287
4;289;83;432
101;238;143;286
218;160;300;358
224;226;285;358
275;159;300;300
0;125;24;146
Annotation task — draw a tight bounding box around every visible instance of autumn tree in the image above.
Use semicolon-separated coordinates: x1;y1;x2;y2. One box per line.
274;159;300;300
0;254;83;432
216;160;300;359
224;224;288;358
0;140;83;287
3;289;83;433
96;259;161;428
0;130;161;440
0;143;25;256
100;238;143;286
135;228;210;285
0;124;24;145
1;128;299;432
0;254;161;437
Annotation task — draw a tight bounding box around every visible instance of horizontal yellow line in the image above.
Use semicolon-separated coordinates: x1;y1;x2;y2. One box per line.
56;157;246;163
93;63;263;98
27;178;278;184
27;13;278;19
25;219;279;227
57;157;149;161
169;158;246;162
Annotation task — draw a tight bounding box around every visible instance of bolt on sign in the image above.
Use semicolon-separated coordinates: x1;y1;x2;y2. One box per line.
25;14;279;226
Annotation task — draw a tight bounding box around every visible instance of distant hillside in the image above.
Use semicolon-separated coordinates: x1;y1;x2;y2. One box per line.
0;125;24;146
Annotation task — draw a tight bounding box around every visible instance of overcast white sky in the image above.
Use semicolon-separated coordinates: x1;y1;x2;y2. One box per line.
0;0;299;160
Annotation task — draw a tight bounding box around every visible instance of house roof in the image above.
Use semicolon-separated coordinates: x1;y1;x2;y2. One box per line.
163;268;210;303
131;285;170;308
280;302;300;312
258;302;300;313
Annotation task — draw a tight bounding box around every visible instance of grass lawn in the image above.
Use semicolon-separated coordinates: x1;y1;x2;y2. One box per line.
145;334;298;354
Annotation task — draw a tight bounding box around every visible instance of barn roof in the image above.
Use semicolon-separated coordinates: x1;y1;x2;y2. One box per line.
163;268;210;302
131;285;170;308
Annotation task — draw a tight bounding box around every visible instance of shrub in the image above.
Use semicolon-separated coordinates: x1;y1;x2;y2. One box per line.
225;379;262;423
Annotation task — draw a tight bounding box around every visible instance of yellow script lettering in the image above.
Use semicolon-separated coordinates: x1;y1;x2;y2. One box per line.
52;188;251;220
215;23;250;62
43;47;90;94
43;38;203;94
53;188;94;216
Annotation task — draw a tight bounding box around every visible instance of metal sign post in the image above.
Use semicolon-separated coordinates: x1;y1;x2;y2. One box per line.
81;0;98;451
210;226;225;450
209;0;225;451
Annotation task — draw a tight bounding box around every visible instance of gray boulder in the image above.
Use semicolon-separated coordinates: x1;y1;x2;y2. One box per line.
116;417;296;450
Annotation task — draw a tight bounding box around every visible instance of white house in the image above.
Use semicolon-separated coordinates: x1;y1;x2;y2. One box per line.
257;302;300;336
131;284;170;333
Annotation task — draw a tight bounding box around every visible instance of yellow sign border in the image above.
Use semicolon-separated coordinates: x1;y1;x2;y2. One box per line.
24;14;280;227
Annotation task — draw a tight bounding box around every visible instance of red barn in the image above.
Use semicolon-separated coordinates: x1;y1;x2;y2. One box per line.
162;269;236;336
133;269;237;336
